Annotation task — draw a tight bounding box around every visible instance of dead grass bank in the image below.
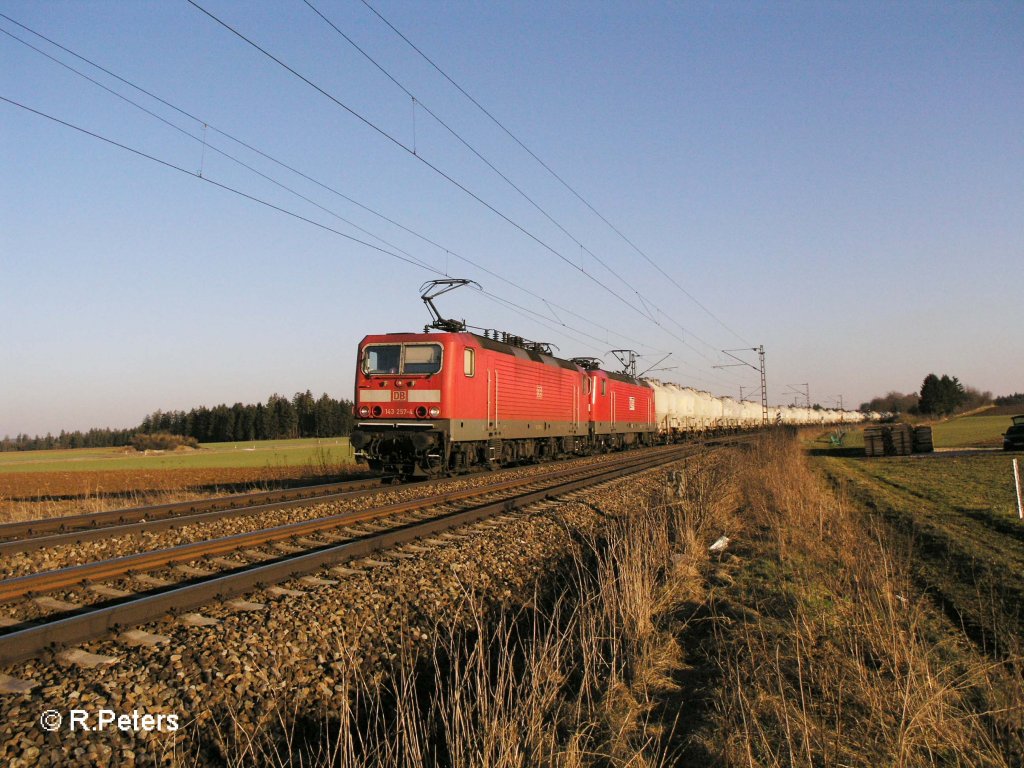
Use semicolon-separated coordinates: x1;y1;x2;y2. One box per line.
175;434;1023;766
186;451;739;767
692;433;1024;766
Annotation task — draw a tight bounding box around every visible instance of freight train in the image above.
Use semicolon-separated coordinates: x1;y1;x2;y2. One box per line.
349;326;867;478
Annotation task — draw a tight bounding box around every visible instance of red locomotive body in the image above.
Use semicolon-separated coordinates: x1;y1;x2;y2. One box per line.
351;331;588;476
587;369;657;448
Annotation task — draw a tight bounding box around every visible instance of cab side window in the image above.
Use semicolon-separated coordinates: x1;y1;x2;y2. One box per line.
464;348;476;377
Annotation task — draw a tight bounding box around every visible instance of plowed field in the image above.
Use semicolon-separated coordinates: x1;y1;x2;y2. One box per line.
0;465;340;502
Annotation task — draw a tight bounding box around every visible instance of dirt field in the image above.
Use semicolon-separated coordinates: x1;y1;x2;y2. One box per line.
968;404;1024;417
0;462;363;524
0;465;348;500
0;438;361;522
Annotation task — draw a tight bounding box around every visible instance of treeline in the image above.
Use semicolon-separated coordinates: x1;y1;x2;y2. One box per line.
1;427;136;452
995;393;1024;406
859;391;920;415
918;373;969;415
139;391;353;443
859;373;1005;417
0;391;354;452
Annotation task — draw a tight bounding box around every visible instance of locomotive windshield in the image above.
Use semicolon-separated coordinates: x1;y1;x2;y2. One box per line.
362;343;442;375
363;345;402;374
403;344;443;374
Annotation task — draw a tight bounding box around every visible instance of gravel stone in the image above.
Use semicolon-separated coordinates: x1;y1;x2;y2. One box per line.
1;454;698;766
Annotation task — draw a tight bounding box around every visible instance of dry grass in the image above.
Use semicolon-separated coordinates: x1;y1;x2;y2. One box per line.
147;434;1023;766
178;451;739;767
0;487;210;525
698;432;1024;767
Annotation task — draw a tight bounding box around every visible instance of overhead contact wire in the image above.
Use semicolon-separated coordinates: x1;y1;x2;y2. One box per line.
304;0;722;362
1;9;745;386
0;12;448;261
2;13;739;386
183;0;748;386
184;0;661;333
0;26;437;273
0;14;679;365
359;0;754;348
0;96;436;272
2;96;691;370
304;0;667;323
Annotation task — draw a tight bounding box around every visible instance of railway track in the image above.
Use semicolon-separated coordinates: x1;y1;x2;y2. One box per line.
0;443;707;667
0;476;386;553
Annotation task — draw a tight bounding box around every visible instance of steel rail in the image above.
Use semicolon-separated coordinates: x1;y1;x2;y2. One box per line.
0;479;397;557
0;445;688;665
0;477;384;543
0;445;687;555
0;446;684;604
0;435;752;551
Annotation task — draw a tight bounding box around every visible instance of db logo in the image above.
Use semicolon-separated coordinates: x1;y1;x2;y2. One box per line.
392;390;407;401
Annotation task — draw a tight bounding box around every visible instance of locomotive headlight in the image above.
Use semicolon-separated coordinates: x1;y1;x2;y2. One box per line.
358;405;370;417
428;407;440;418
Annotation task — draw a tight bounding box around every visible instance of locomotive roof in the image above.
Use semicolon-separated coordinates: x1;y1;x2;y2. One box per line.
361;331;642;384
466;333;641;384
469;332;581;371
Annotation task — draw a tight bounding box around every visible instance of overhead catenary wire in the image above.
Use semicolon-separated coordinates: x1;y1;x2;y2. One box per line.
0;96;439;272
2;13;749;392
183;0;751;373
0;25;438;274
3;92;752;393
358;0;754;348
304;0;674;332
182;0;671;339
0;12;445;264
3;95;711;379
303;0;730;358
477;291;732;388
0;14;710;375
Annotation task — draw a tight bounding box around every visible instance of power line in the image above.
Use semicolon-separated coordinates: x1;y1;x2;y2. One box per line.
184;0;667;337
0;15;681;368
0;95;440;272
303;0;737;366
184;2;749;376
0;11;454;264
0;95;694;374
359;0;753;347
478;291;731;387
303;0;706;348
2;13;748;392
0;25;439;274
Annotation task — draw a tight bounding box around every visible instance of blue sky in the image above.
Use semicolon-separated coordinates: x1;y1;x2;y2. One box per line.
2;1;1021;436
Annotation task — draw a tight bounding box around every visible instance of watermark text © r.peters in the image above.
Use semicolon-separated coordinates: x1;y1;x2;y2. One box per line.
39;709;179;733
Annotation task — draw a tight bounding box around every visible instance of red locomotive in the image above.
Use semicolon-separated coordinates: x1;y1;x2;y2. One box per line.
349;280;656;477
587;365;656;449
